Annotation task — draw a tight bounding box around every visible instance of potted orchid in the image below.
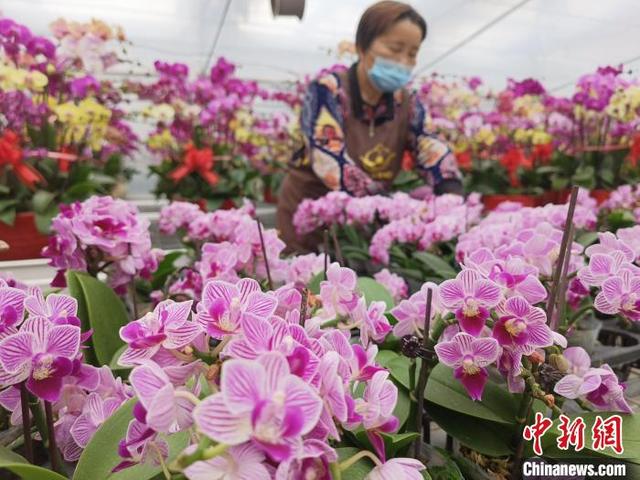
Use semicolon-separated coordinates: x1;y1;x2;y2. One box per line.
126;57;291;210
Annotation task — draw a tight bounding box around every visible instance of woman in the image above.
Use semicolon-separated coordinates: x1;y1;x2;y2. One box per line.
277;0;463;253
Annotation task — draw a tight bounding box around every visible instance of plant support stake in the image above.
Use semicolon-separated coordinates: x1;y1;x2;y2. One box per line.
546;185;579;328
414;287;433;458
554;221;575;331
299;288;309;327
256;218;273;290
19;382;33;463
323;229;329;281
330;225;344;265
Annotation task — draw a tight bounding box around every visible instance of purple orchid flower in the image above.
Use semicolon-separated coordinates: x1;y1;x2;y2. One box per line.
196;278;277;339
578;252;639;287
554;347;632;413
367;457;426;480
492;296;552;353
193;352;323;462
319;263;359;318
0;284;26;339
119;300;201;366
275;439;337;480
353;298;391;347
391;283;441;338
70;393;123;447
113;419;169;472
594;269;640;322
439;270;503;336
585;232;635;262
346;370;399;461
198;242;239;282
129;361;196;433
434;332;500;401
24;288;81;327
314;351;348;441
489;257;547;305
0;317;80;402
184;442;269;480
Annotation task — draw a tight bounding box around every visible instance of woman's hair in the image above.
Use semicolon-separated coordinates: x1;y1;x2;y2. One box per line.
355;1;427;52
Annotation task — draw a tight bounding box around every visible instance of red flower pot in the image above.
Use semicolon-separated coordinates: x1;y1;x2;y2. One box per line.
264;186;278;205
482;194;539;211
0;212;49;261
220;199;236;210
590;189;611;205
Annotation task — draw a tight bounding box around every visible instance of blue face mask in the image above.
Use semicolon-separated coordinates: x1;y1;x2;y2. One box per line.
367;57;413;93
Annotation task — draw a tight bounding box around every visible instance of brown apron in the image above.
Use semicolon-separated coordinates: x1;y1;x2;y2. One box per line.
277;69;411;254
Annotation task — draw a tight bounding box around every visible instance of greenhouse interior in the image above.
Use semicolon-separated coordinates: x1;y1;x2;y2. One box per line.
0;0;639;479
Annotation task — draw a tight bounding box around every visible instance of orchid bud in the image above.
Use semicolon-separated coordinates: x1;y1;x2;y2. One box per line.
548;353;569;373
528;350;545;365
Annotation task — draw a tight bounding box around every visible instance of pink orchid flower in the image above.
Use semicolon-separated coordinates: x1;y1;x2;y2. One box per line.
319;263;359;318
119;300;201;366
366;457;426;480
594;269;640;322
114;419;169;472
0;317;80;402
24;288;80;326
196;278;277;339
275;439;337;480
194;352;323;461
492;296;552;353
439;270;502;336
434;332;500;401
129;361;196;433
315;351;348;441
554;347;632;413
585;232;635;262
353;298;391;347
391;283;441;338
199;241;238;282
578;251;639;287
184;442;270;480
70;392;123;447
346;370;399;461
0;284;26;339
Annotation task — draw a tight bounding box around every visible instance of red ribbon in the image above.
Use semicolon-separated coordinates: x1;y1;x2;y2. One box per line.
0;130;44;189
500;147;532;188
169;144;219;185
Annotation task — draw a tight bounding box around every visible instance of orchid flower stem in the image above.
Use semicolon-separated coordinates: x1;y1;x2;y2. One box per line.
511;393;535;480
576;398;595;412
130;283;139;320
561;305;594;333
202;442;229;460
174;390;201;406
44;401;61;474
329;462;342;480
172;437;212;471
19;383;33;463
323;229;329;280
339;450;383;471
321;319;340;329
150;441;171;480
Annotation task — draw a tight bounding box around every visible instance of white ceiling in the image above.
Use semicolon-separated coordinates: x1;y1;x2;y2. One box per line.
2;0;640;92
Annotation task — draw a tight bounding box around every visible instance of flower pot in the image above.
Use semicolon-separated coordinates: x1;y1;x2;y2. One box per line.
264;186;278;205
0;212;49;261
482;194;539;211
538;191;559;206
590;189;611;205
567;315;602;354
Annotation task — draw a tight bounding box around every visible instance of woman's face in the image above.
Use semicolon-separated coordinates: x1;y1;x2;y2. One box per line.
358;19;423;71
